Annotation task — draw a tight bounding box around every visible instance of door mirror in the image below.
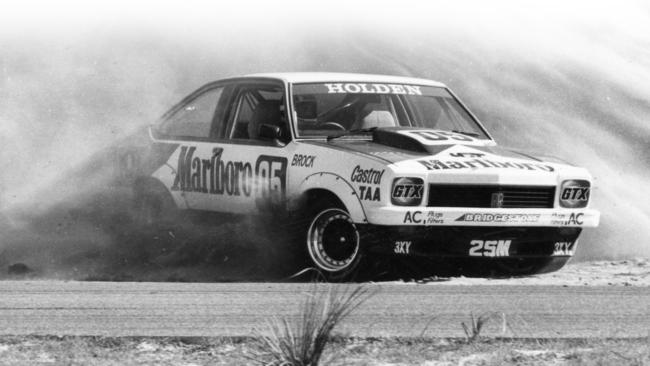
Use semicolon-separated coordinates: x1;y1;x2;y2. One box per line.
259;123;281;140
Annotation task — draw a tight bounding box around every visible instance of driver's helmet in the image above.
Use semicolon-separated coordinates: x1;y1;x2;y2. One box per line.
352;94;396;129
295;95;318;121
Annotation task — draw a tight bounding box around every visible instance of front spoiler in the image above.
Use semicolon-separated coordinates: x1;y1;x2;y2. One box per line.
365;207;600;228
362;225;582;258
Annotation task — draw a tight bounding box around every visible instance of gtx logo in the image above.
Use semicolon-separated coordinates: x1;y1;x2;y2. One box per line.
391;177;424;206
392;185;423;199
561;187;589;201
559;180;590;208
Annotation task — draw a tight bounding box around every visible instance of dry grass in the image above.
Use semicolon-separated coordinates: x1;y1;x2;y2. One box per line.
247;284;375;366
0;336;648;365
461;312;496;344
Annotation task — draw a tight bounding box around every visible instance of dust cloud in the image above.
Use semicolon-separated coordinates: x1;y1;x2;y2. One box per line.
0;2;649;279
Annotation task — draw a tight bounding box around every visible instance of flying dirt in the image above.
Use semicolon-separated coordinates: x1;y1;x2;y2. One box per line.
0;3;649;280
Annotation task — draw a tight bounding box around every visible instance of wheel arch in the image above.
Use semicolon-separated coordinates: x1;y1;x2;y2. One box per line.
289;173;368;223
133;175;187;209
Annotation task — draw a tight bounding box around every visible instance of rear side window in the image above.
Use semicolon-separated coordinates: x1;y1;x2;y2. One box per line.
159;87;224;139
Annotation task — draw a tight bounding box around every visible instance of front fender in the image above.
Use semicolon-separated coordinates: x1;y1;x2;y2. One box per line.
289;172;368;223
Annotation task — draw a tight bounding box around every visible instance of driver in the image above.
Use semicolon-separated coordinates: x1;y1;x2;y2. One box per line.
350;95;396;130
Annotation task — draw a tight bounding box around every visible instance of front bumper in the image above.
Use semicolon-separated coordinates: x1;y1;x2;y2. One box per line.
362;225;582;259
366;207;600;228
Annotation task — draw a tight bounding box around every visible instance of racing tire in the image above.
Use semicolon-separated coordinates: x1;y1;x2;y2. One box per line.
300;202;364;282
132;189;176;229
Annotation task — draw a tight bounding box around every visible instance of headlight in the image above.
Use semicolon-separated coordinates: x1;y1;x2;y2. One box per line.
391;177;424;206
559;179;590;208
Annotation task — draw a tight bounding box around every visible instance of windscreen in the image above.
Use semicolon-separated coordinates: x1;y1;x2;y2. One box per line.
292;82;489;139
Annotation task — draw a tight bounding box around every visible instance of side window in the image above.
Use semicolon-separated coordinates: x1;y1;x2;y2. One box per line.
227;85;288;142
159;87;224;138
230;91;259;139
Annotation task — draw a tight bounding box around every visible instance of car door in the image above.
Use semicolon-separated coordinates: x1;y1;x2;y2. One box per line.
210;81;291;214
153;80;291;214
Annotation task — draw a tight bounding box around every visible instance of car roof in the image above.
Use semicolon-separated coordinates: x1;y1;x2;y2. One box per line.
241;72;447;87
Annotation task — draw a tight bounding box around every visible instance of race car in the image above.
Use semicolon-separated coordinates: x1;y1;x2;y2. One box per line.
128;72;600;280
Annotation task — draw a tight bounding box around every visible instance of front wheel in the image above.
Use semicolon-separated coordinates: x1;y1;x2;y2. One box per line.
304;207;363;281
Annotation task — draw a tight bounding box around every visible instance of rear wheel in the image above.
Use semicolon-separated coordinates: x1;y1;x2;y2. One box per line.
130;183;183;246
133;192;173;228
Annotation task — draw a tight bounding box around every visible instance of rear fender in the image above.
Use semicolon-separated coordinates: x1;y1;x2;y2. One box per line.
134;175;188;210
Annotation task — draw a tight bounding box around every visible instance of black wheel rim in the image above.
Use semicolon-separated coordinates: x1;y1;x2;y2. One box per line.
307;208;360;272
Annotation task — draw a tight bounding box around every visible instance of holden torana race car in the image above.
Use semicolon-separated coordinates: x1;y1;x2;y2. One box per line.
128;72;599;280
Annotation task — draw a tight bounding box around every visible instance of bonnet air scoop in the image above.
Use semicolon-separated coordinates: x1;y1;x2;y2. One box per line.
372;128;429;153
371;127;490;154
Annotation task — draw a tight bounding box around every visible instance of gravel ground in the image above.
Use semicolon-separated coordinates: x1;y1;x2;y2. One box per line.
412;258;650;287
0;336;648;366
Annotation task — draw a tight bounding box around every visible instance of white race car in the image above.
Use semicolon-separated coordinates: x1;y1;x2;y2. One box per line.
129;72;599;280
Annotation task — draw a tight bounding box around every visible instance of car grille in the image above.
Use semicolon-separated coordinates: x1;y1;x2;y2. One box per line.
428;185;556;208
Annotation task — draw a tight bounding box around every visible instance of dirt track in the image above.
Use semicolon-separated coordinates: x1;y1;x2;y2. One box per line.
0;280;648;338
